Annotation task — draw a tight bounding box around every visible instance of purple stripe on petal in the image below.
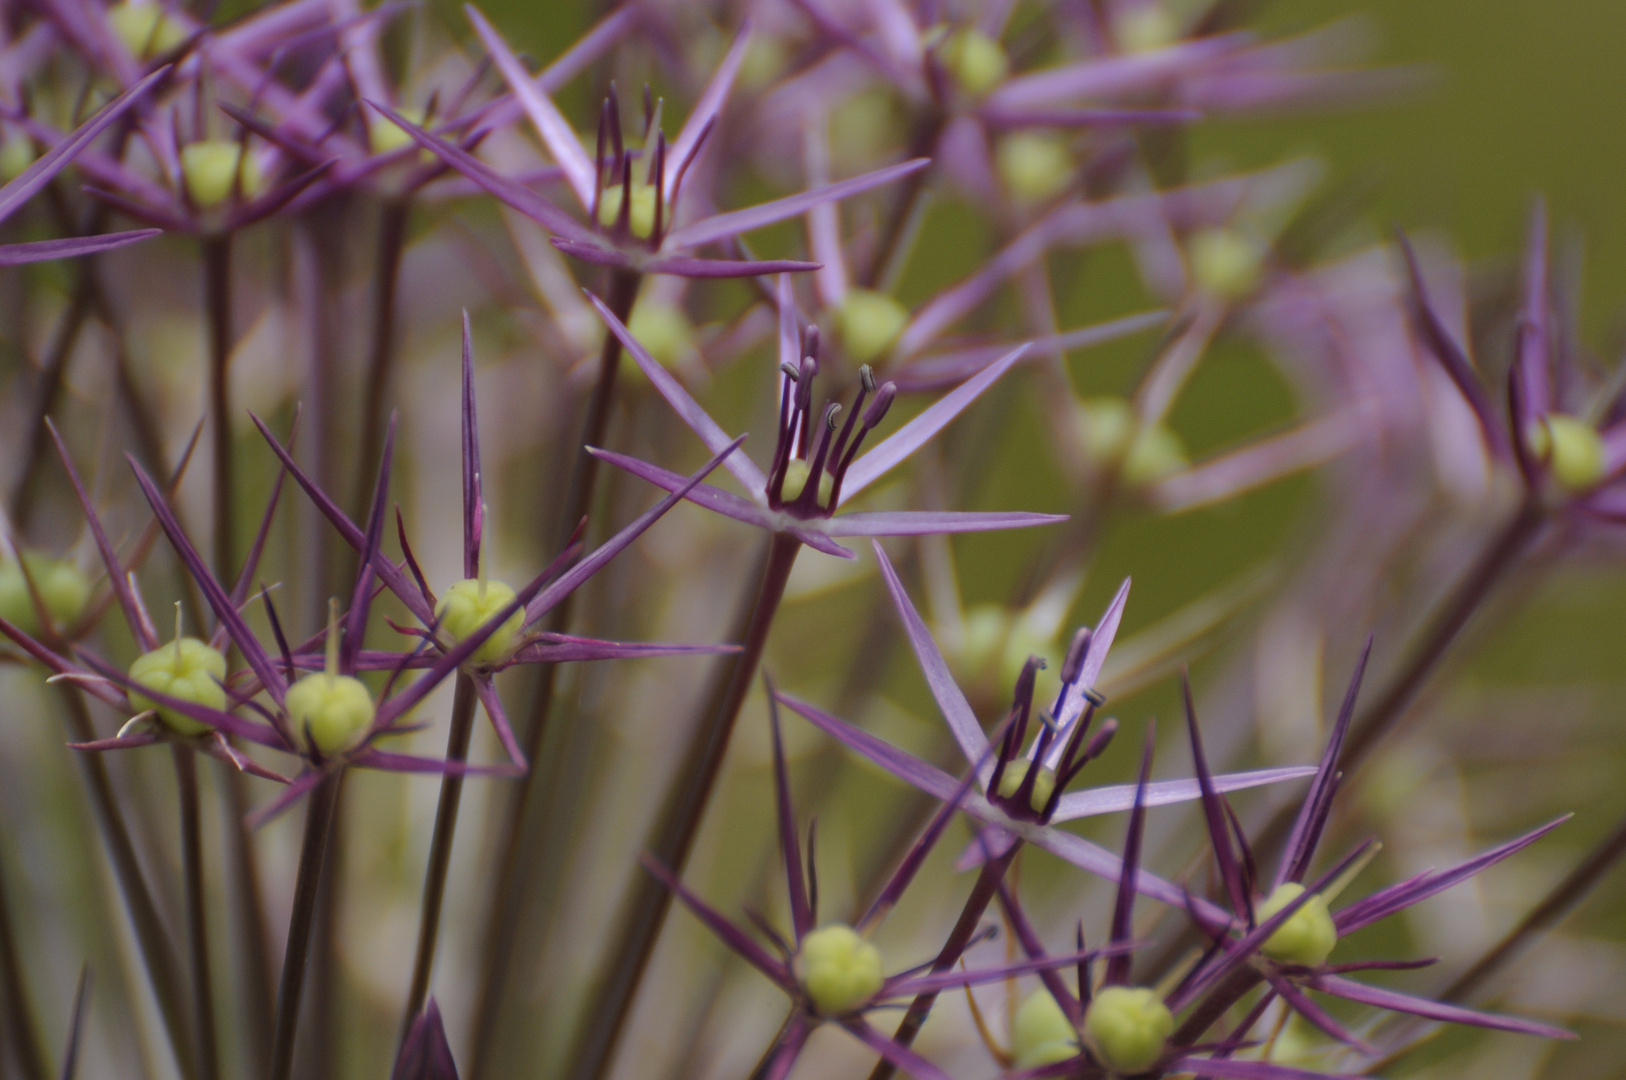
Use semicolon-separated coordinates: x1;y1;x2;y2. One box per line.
841;344;1029;501
1308;975;1573;1040
824;510;1066;536
664;158;930;250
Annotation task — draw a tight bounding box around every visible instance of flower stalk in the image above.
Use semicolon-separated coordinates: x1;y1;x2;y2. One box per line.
268;770;344;1080
172;744;220;1080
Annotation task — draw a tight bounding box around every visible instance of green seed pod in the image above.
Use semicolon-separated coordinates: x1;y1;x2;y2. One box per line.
796;924;885;1016
180;141;265;209
836;288;910;365
996;133;1074;205
1082;986;1173;1074
107;1;188;59
624;301;698;377
937;28;1009;97
435;578;527;666
1012;989;1079;1070
996;763;1058;814
1076;398;1187;486
0;553;91;636
597;182;659;239
129;637;227;737
1255;882;1338;966
1189;228;1264;301
1526;415;1607;492
285;673;375;757
778;459;835;509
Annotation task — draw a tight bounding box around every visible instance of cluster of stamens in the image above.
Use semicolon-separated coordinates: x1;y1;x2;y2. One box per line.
987;627;1116;822
592;86;679;245
767;328;898;518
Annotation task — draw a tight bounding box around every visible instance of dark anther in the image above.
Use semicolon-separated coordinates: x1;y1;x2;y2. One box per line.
825;403;842;430
1060;626;1092;684
1083;687;1106;707
860;364;877;393
780;361;801;380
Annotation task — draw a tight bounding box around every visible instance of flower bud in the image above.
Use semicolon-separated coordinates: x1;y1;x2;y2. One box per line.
1076;398;1186;486
435;579;527;666
996;762;1057;814
181;141;265;209
129;637;226;737
997;133;1074;205
1526;415;1607;492
624;301;698;377
1083;986;1172;1074
779;459;834;508
1255;883;1337;966
0;553;90;636
597;181;659;239
1012;989;1078;1070
937;28;1009;97
286;673;375;757
836;289;909;365
1189;227;1265;301
108;1;188;59
796;924;884;1016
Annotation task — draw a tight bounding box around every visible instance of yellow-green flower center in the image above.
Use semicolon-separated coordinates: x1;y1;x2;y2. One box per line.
107;1;188;58
1013;989;1078;1069
435;578;527;666
836;288;910;365
996;133;1074;204
937;28;1009;97
0;553;90;636
1255;883;1338;966
778;459;835;508
996;763;1058;814
597;182;658;239
1076;398;1187;486
129;637;227;737
1526;415;1607;492
1083;986;1173;1074
181;141;265;209
1189;228;1265;301
286;673;375;757
796;924;885;1016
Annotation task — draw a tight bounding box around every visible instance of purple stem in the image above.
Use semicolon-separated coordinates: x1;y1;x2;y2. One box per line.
218;762;276;1070
349;199;412;527
567;531;804;1080
203;235;236;582
863;844;1021;1080
401;673;479;1034
173;747;220;1080
0;845;48;1080
268;770;344;1080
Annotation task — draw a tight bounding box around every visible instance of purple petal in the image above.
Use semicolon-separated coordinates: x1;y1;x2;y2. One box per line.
640;254;823;278
1334;815;1570;934
1051;767;1317;821
0;67;167;226
506;635;738;665
1279;639;1372;888
68;732;162;752
840;344;1029;501
465;5;594;210
872;542;990;780
640;853;794;986
986;35;1248;111
1107;727;1156;982
664;158;930;250
47;421;150;650
1308;974;1573;1039
824;510;1066;536
1044;578;1130;764
766;679;812;940
0;229;161;265
470;674;527;770
247;771;327;829
392;998;461;1080
664;23;752;200
585;297;768;498
890;310;1167;391
1149;411;1365;513
547;237;635;269
887;947;1099;998
1267;973;1376;1056
367;101;597;245
1185;676;1251;919
839;1017;956;1080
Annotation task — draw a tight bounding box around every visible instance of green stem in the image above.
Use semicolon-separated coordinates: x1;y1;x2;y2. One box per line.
567;531;803;1080
172;747;219;1080
467;267;641;1080
865;844;1020;1080
202;235;236;582
402;673;479;1031
268;771;343;1080
219;759;276;1071
56;687;195;1080
0;845;49;1080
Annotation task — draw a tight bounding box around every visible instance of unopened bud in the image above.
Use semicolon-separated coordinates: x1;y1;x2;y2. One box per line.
1189;227;1265;301
108;1;188;59
436;578;527;666
796;924;884;1016
1527;414;1607;492
1255;883;1338;966
129;638;226;737
286;672;375;757
1083;986;1172;1074
937;27;1009;97
996;763;1057;814
836;289;909;365
596;181;658;239
0;553;90;636
625;301;697;376
996;133;1074;205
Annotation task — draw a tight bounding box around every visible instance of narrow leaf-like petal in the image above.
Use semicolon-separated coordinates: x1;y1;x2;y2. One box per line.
1051;768;1318;822
0;230;161;265
824;510;1066;536
665;23;752;200
640;854;794;986
1309;975;1573;1039
664;159;931;250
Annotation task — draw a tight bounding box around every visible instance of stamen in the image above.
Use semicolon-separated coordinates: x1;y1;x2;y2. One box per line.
828;380;898;507
825;403;842;430
606;85;624;173
860;363;877;392
780;361;800;380
639;98;664;186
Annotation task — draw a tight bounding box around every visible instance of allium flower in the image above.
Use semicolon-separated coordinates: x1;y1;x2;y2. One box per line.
588;277;1067;558
373;14;928;280
251;317;741;769
1158;653;1572;1054
777;542;1313;911
644;685;1110;1080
